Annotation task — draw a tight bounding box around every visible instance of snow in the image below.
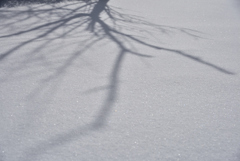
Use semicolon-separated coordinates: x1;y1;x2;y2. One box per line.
0;0;240;160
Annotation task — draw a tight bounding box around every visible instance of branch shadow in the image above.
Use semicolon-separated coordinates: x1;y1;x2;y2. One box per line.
0;0;71;8
0;0;235;160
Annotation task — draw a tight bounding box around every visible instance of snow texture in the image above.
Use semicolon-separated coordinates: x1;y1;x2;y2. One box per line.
0;0;240;160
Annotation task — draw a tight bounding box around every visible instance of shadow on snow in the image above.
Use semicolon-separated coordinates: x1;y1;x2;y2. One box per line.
0;0;235;160
0;0;74;7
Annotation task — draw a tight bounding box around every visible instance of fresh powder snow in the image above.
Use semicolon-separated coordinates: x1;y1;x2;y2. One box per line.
0;0;240;160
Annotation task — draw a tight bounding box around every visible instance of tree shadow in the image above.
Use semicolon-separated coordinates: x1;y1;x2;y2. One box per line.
0;0;69;8
0;0;235;160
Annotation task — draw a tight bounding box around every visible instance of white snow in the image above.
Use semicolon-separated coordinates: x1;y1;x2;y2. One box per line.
0;0;240;161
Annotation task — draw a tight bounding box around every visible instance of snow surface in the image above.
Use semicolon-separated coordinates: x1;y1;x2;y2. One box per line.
0;0;240;160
